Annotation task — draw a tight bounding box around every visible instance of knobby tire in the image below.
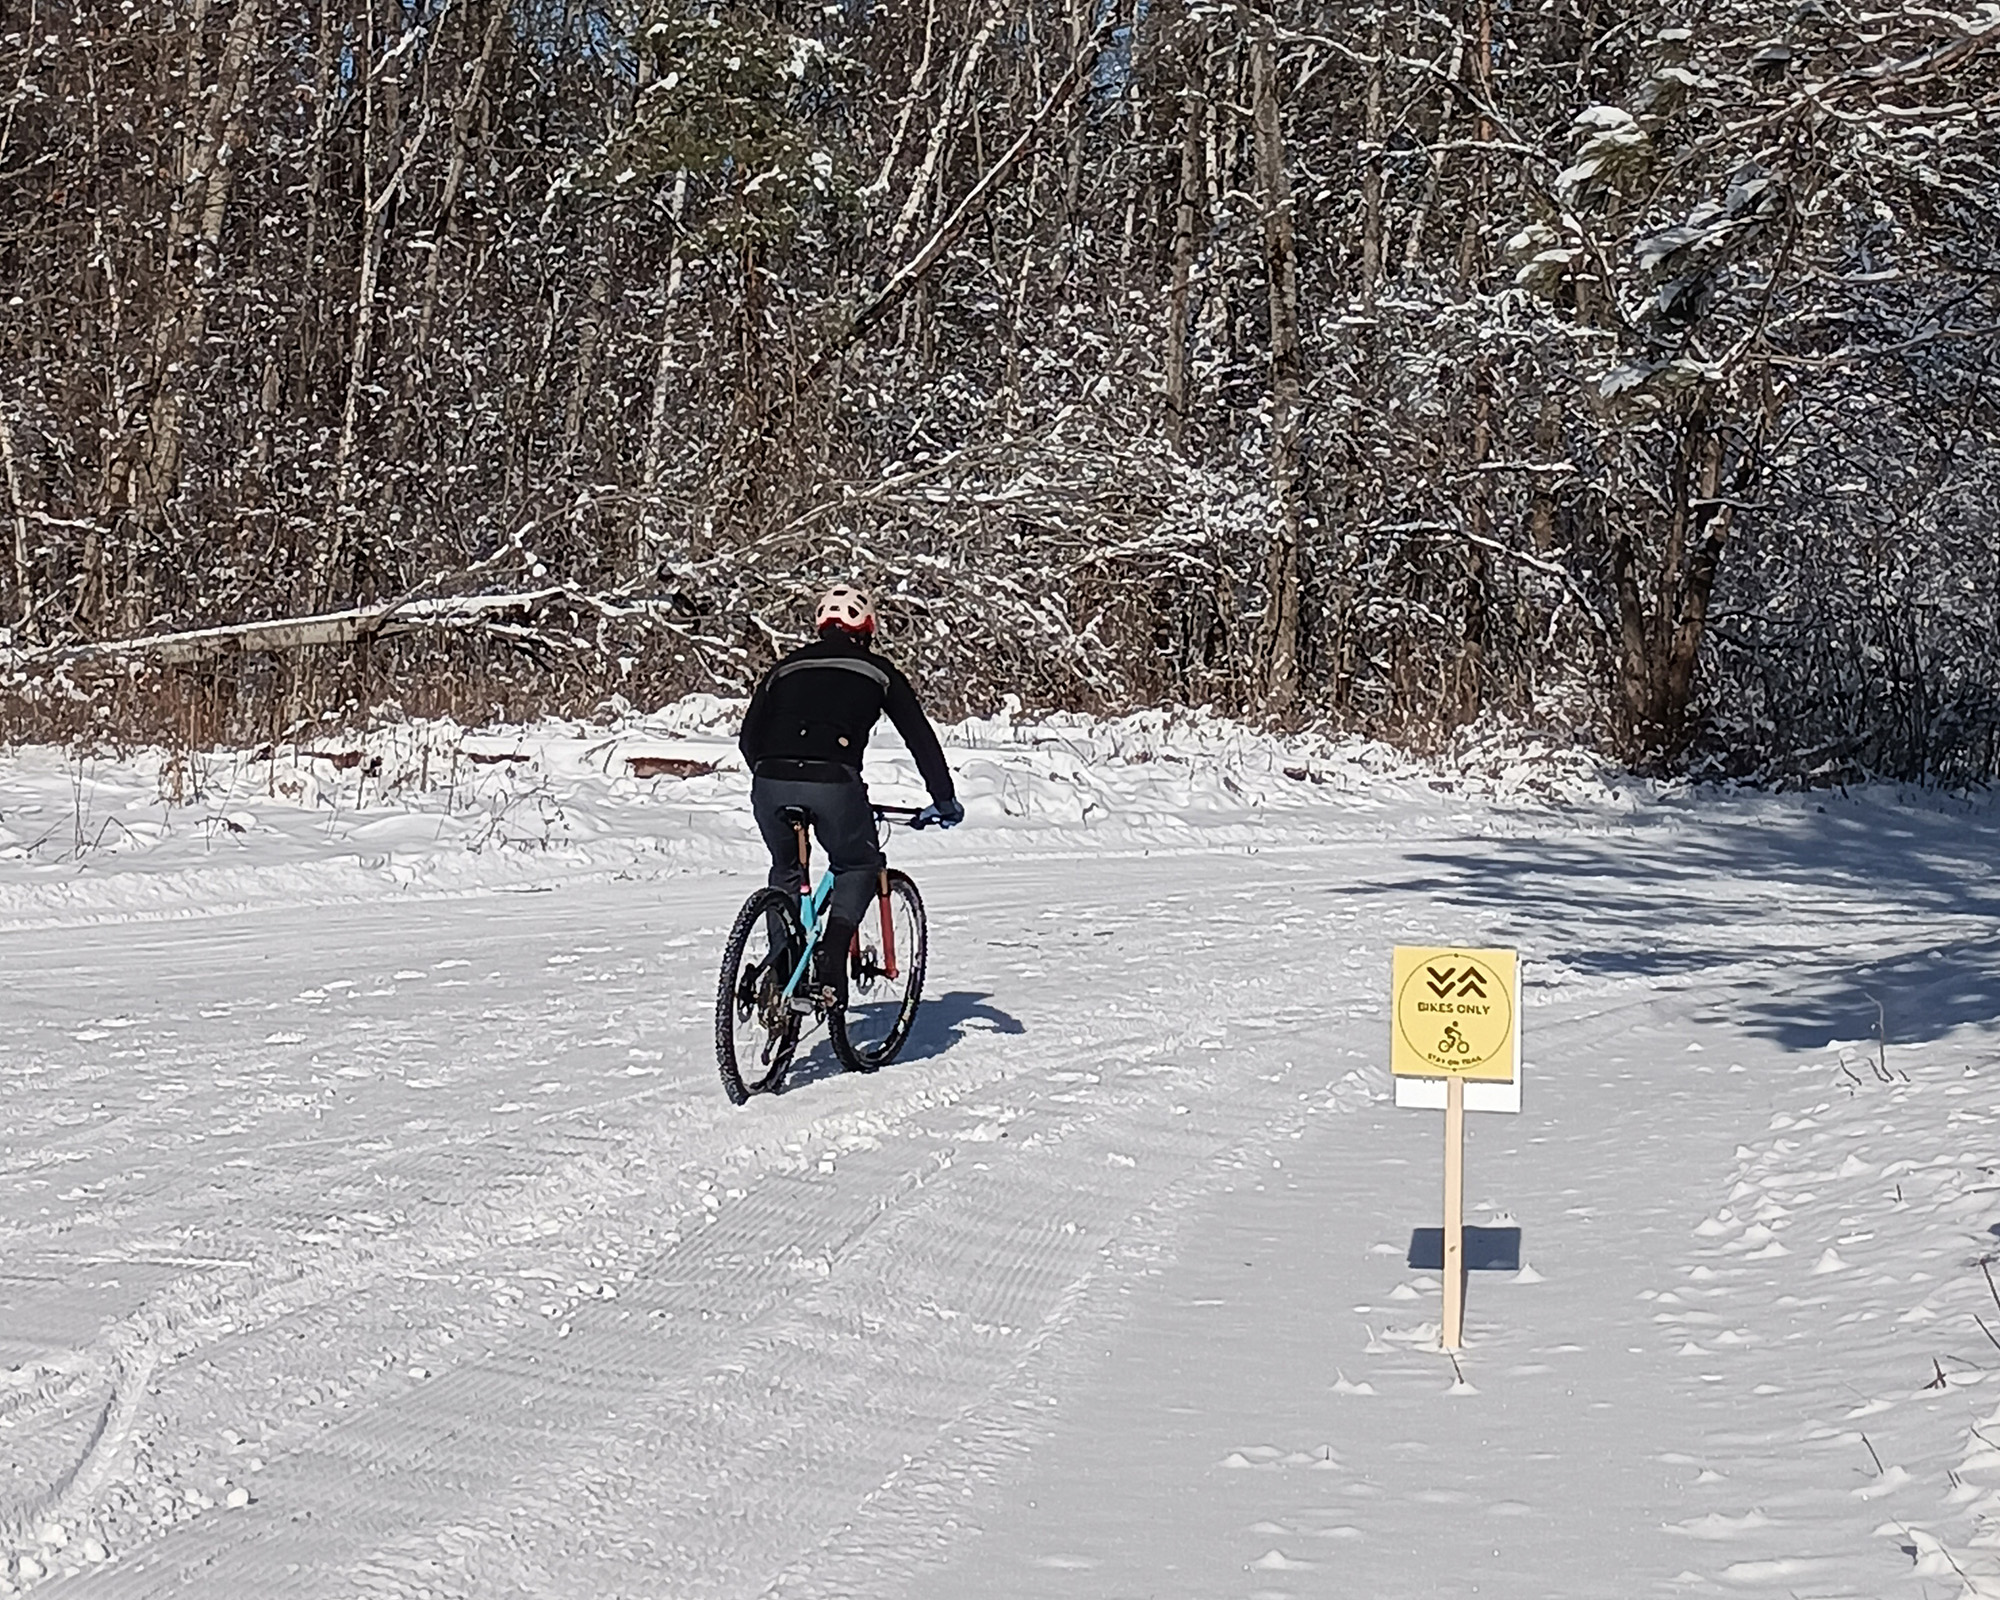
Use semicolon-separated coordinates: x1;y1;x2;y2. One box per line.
715;887;805;1105
830;870;926;1074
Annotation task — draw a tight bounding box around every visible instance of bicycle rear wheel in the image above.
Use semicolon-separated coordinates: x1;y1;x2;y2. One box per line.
716;888;806;1104
830;870;926;1073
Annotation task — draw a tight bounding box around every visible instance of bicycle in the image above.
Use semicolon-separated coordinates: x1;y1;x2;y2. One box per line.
714;803;932;1104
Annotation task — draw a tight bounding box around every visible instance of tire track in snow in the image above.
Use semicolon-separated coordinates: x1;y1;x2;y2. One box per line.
74;1042;1352;1584
6;862;1377;1595
9;939;1134;1577
276;1022;1360;1600
771;1051;1380;1600
0;1345;156;1550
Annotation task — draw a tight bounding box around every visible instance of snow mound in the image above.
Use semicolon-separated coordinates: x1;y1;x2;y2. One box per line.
0;699;1653;927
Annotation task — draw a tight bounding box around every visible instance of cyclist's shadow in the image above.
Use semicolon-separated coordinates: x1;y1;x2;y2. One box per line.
783;991;1025;1093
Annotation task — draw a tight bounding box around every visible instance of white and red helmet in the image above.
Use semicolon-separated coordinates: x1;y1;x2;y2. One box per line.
814;583;876;636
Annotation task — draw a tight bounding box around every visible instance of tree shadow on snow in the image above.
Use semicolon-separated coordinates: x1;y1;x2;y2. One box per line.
778;991;1025;1095
1730;937;2000;1053
1346;794;2000;1054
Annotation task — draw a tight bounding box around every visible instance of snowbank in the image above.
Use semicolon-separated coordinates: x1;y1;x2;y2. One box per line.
0;699;1644;929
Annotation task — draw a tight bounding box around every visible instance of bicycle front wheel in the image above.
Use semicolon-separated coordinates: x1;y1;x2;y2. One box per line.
831;870;926;1073
716;888;805;1104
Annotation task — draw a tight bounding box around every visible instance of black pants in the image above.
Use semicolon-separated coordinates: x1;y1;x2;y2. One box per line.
751;771;885;931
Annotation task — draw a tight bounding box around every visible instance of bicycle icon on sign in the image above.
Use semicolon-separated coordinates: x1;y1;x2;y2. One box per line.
1438;1023;1473;1056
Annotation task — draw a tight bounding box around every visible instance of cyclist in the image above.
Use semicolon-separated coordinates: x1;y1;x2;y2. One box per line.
739;584;963;1008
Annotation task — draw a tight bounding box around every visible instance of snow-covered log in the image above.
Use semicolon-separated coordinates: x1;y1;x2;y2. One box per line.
15;589;586;669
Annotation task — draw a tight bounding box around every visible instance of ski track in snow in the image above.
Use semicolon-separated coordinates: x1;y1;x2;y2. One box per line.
1;709;1999;1596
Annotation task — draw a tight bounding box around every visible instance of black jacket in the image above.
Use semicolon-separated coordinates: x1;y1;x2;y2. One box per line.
739;632;956;802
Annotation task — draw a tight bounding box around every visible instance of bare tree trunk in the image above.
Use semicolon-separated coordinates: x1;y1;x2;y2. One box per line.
413;1;506;361
562;268;612;470
318;6;402;606
1402;35;1463;273
867;0;941;207
639;173;692;579
1457;0;1495;286
1529;392;1560;551
1247;2;1303;714
1001;226;1037;429
98;0;263;630
1459;352;1494;720
836;15;1113;359
1163;21;1208;453
1610;403;1748;753
886;1;1003;259
1358;6;1385;310
0;400;35;640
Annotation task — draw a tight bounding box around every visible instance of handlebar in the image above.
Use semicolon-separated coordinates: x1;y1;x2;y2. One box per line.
872;804;935;829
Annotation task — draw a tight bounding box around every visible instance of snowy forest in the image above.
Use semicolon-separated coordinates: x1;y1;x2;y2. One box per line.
1;0;1997;778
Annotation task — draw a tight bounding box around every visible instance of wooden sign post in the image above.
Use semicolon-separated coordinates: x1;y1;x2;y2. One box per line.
1391;946;1521;1353
1443;1075;1466;1348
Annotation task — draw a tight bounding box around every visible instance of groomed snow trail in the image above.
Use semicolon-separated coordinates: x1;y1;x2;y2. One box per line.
3;716;1999;1597
1;843;1375;1598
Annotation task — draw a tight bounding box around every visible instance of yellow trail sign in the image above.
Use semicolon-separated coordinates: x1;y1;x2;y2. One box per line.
1391;946;1519;1082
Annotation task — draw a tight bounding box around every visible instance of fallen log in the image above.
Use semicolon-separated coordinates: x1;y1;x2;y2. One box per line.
627;755;717;780
13;587;584;669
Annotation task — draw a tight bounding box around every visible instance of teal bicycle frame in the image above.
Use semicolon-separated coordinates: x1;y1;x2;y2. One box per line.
782;869;840;999
776;802;922;1004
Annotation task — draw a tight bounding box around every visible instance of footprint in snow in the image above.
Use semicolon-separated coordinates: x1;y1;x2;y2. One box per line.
1222;1447;1285;1469
1666;1509;1773;1539
1721;1555;1842;1583
1853;1465;1913;1500
1221;1446;1337;1470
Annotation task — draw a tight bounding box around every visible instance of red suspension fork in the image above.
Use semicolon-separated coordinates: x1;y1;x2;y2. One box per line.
876;869;898;980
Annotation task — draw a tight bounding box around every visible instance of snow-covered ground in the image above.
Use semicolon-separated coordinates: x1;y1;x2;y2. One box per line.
3;703;1999;1598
